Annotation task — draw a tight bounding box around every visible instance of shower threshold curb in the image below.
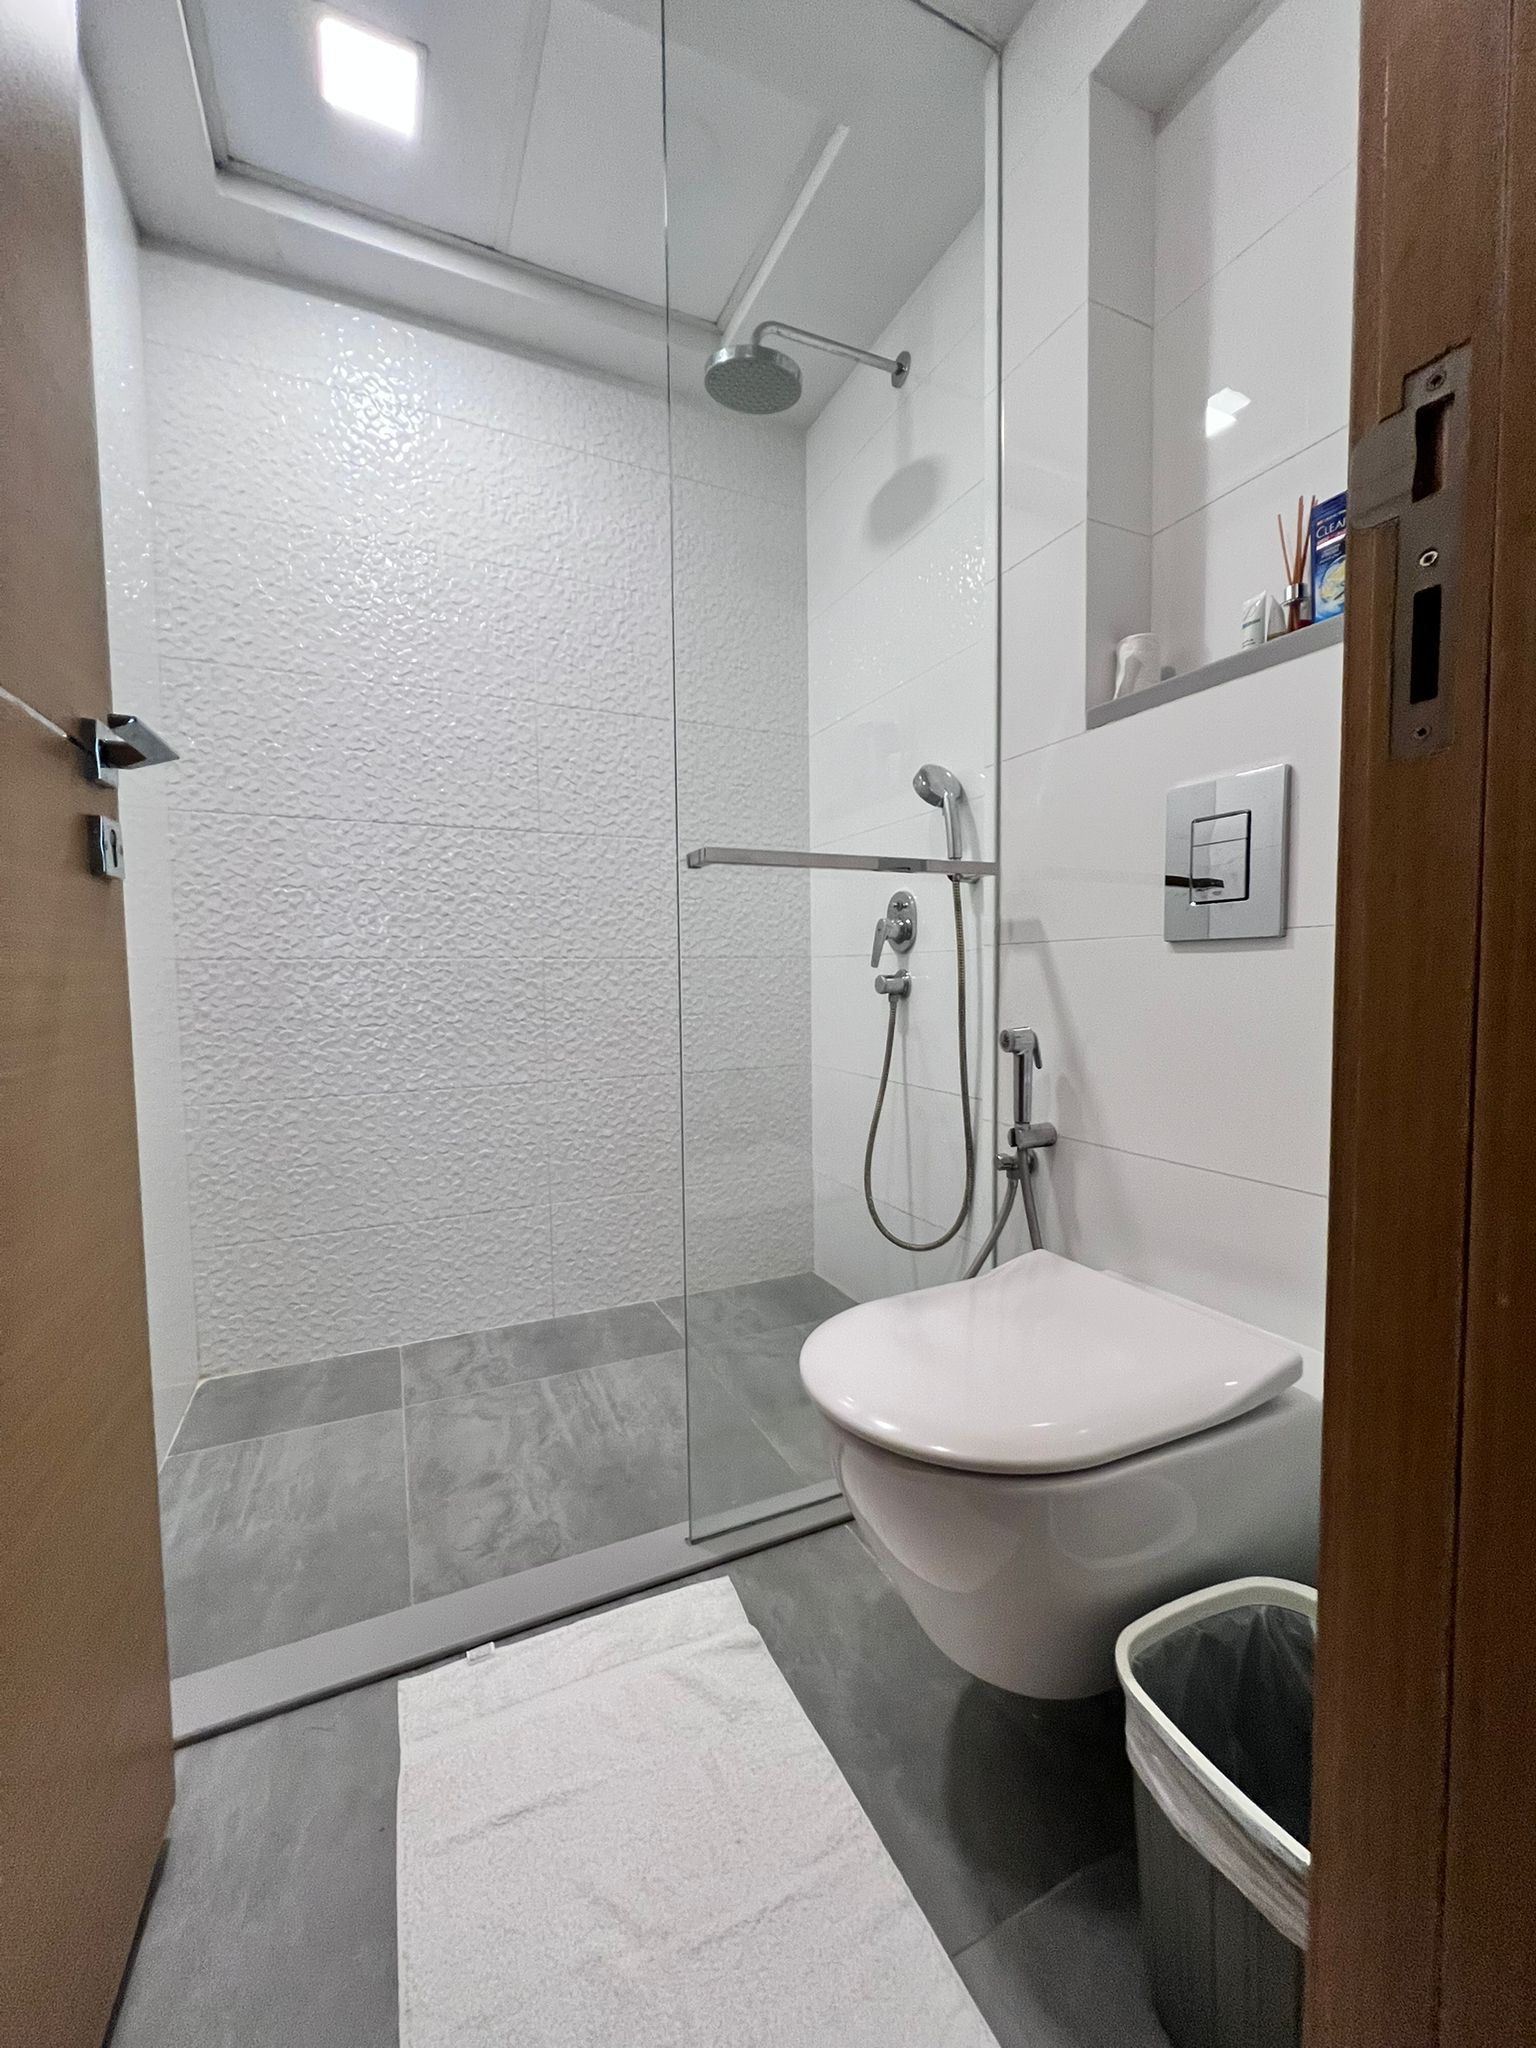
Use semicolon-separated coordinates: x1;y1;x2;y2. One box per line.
170;1484;850;1744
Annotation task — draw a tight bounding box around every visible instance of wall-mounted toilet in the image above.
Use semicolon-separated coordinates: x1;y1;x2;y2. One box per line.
800;1251;1321;1699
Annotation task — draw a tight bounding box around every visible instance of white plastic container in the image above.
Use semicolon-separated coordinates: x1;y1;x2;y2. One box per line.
1116;1578;1316;2048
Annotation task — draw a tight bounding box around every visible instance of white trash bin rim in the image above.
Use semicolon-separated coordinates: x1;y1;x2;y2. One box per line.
1116;1576;1315;1951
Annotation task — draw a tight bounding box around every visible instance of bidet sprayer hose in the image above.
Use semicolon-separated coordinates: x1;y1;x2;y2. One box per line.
863;879;975;1252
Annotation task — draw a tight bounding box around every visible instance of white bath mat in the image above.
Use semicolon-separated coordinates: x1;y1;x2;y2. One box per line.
396;1577;997;2047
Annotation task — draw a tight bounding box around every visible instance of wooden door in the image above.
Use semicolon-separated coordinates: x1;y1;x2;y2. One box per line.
0;1;175;2043
1306;0;1535;2041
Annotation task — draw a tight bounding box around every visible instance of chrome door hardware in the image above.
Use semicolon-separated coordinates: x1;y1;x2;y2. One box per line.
79;713;179;788
870;890;917;969
87;816;126;879
1349;343;1470;760
1165;764;1290;942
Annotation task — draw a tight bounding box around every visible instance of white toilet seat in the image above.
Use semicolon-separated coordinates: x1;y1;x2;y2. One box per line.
799;1249;1303;1475
798;1252;1320;1697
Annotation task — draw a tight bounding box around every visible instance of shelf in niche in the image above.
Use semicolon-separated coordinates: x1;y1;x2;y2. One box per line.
1086;617;1344;729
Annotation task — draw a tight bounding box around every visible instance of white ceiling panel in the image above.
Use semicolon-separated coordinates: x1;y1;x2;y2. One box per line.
194;0;547;249
505;0;667;308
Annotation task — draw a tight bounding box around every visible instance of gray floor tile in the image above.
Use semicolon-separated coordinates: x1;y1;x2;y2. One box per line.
687;1361;806;1522
405;1351;692;1598
108;1681;400;2048
729;1525;1135;1957
658;1271;853;1343
697;1319;834;1484
402;1301;679;1404
159;1410;411;1677
172;1349;402;1454
115;1528;1147;2046
954;1853;1171;2048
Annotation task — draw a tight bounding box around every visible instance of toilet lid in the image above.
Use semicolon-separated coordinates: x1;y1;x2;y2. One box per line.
798;1250;1303;1475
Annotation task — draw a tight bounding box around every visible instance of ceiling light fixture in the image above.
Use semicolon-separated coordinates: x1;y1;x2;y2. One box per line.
316;13;423;139
1204;386;1252;439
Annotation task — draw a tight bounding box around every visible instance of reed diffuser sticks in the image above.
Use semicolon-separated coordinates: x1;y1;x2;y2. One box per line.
1277;495;1317;633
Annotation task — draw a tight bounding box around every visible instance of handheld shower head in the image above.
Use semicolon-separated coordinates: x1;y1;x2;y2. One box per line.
913;763;966;866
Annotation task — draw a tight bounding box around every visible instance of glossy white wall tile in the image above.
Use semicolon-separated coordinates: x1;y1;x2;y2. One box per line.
994;0;1359;1379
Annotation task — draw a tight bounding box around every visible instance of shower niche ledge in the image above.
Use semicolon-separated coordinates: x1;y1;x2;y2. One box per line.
1087;618;1343;729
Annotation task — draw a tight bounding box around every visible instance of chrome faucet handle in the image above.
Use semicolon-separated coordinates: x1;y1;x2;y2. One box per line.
870;889;917;967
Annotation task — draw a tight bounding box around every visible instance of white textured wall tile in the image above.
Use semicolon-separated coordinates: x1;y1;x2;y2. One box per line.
684;1205;813;1293
549;1190;684;1317
675;719;808;850
538;833;679;959
544;1063;682;1212
148;243;812;1372
397;1207;557;1346
671;477;808;735
669;395;804;508
535;707;676;838
194;1222;411;1374
178;957;544;1102
186;1084;548;1246
678;865;809;960
682;956;813;1075
171;813;543;961
543;954;680;1080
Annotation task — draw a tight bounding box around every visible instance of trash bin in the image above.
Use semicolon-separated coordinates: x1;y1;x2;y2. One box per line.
1115;1578;1316;2048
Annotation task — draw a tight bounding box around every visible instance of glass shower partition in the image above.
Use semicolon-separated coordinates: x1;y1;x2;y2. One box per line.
663;0;1002;1537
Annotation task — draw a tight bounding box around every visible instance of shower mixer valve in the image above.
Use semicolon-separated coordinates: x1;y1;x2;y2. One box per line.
870;891;917;976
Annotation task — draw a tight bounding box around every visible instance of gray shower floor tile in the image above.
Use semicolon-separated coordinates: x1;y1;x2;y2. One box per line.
113;1525;1151;2048
158;1409;411;1678
404;1351;693;1598
695;1318;834;1483
658;1270;853;1342
402;1300;680;1405
171;1347;403;1454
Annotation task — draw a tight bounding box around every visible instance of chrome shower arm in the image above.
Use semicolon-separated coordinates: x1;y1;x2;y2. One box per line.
751;322;911;388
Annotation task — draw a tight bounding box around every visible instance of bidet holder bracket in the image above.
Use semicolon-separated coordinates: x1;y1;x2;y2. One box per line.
999;1026;1057;1154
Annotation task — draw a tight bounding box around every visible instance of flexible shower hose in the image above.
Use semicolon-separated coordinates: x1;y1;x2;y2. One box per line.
863;878;976;1252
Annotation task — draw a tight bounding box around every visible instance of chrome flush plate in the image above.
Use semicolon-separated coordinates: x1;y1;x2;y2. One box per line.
1164;763;1290;942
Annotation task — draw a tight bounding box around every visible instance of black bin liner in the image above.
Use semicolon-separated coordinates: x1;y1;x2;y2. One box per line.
1131;1602;1315;1850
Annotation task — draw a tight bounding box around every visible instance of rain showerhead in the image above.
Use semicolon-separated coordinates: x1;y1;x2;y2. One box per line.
913;763;966;865
704;321;910;416
704;338;803;415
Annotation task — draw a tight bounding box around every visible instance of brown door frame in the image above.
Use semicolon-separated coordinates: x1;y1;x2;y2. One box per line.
1307;0;1531;2041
